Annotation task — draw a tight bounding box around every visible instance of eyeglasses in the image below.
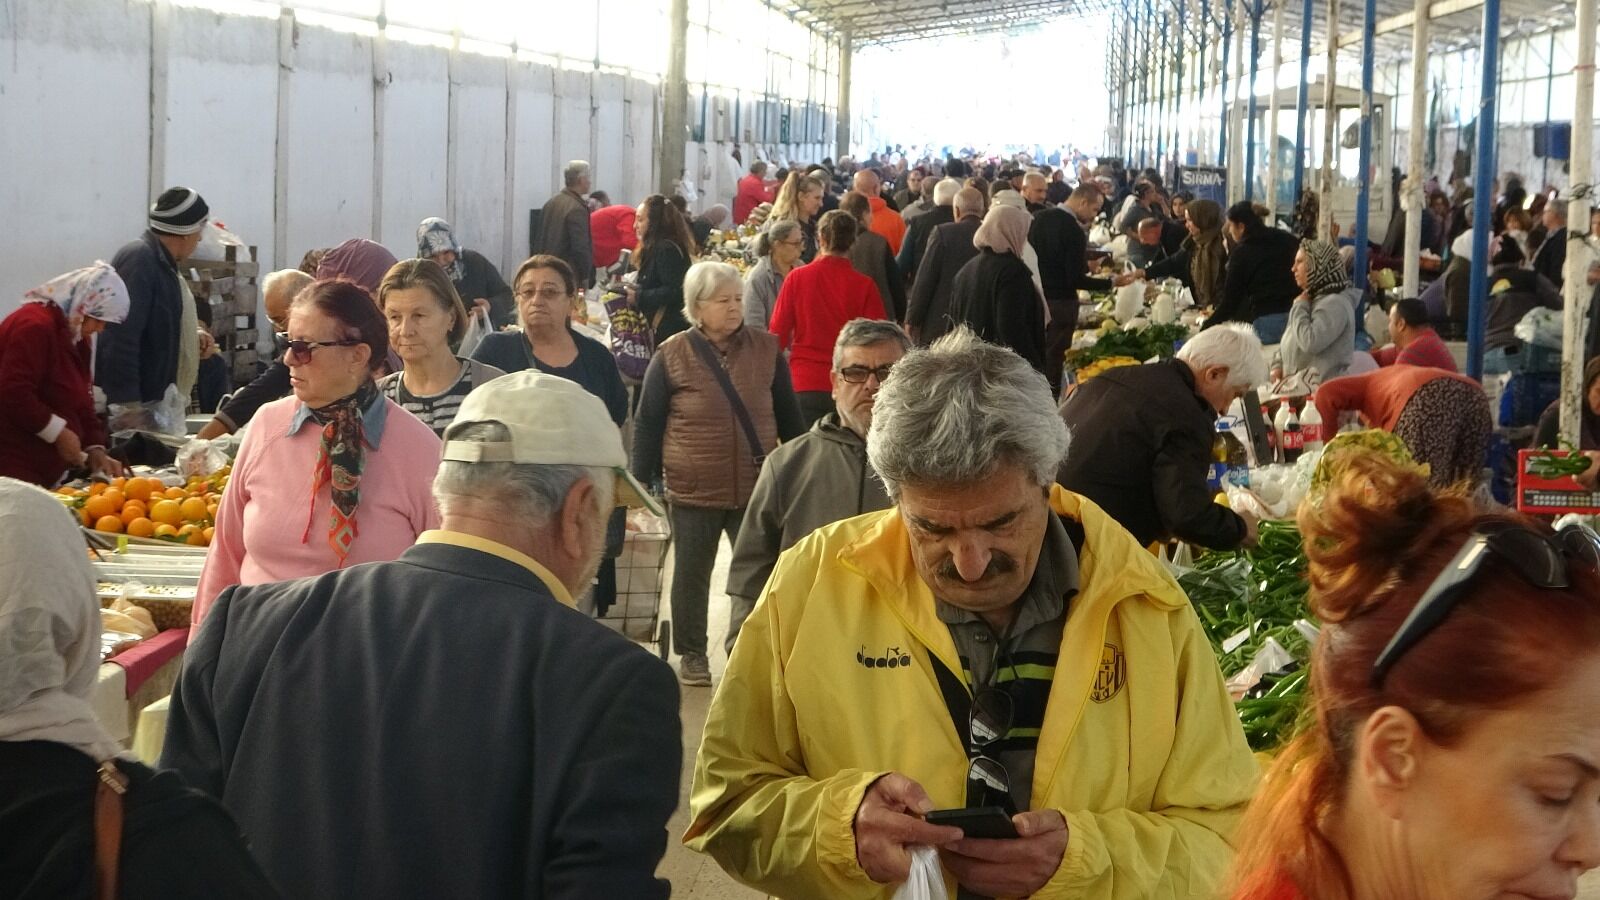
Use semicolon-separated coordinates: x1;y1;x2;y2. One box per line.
515;287;570;303
277;333;362;364
837;364;895;384
1371;522;1600;688
967;687;1016;816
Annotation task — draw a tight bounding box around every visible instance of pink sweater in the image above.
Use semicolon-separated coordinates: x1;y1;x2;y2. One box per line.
193;395;441;624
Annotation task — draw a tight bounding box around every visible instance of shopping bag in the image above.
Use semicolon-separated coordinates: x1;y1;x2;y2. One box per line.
890;846;946;900
457;307;492;359
1113;279;1146;324
603;290;657;382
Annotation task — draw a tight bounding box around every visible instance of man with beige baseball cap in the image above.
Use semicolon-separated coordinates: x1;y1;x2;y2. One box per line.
164;369;682;897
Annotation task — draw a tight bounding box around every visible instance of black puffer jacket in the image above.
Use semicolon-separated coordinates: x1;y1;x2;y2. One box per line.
947;248;1046;373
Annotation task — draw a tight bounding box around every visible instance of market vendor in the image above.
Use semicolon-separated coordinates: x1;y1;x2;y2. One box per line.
1115;198;1228;313
193;279;441;624
1534;356;1600;453
1057;323;1265;551
0;263;130;486
0;478;281;899
686;329;1260;898
1278;240;1357;382
415;217;515;329
1228;452;1600;900
1312;365;1492;488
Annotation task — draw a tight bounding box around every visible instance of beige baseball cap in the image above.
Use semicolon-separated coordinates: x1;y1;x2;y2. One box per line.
441;370;662;516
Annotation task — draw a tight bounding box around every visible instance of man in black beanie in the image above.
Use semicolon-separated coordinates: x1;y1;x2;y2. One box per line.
97;186;209;429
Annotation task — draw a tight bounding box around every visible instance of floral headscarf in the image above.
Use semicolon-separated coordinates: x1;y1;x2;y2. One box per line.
1299;239;1351;299
416;218;464;282
22;262;130;343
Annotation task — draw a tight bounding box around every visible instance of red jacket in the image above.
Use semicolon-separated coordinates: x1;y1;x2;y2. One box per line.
590;205;639;270
768;255;887;393
0;303;107;486
734;174;776;227
868;195;908;255
1372;329;1458;372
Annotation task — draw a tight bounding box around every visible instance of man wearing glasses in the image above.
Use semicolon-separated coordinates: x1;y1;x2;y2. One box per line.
722;319;910;657
686;328;1258;899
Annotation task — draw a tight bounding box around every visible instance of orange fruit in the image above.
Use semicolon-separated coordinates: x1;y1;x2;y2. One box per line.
187;529;208;547
163;487;185;501
150;499;183;526
110;477;126;489
94;515;123;533
84;494;117;522
123;477;154;503
100;488;125;510
79;508;93;527
154;523;179;538
179;497;209;522
119;502;147;525
86;482;108;497
177;524;199;536
125;517;155;538
202;526;215;543
206;502;219;519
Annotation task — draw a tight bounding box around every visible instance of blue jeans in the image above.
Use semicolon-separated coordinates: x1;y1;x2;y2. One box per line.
1253;312;1289;345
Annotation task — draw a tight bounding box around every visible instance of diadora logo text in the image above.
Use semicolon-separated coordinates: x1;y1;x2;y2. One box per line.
857;646;913;670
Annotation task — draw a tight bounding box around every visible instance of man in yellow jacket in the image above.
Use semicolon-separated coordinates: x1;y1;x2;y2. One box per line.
685;327;1259;899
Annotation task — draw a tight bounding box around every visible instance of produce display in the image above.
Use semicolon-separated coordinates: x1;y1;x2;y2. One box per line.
1177;521;1315;751
1065;321;1189;372
54;467;231;548
1527;446;1593;479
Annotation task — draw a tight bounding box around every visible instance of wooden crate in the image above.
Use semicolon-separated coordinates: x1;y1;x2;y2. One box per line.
184;245;261;388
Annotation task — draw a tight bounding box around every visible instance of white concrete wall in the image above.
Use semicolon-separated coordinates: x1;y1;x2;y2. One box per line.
0;0;665;317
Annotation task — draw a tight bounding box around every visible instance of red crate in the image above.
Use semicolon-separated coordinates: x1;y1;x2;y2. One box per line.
1516;450;1600;515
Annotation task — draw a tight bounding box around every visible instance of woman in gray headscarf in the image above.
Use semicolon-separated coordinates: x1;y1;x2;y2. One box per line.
0;478;280;898
1279;239;1357;381
416;218;515;328
946;204;1046;373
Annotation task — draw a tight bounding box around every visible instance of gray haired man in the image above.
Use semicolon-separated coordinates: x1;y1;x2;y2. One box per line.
723;319;912;654
687;329;1257;899
536;160;595;287
163;371;682;899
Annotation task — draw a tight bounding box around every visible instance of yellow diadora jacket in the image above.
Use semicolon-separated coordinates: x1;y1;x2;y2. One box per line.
685;486;1259;899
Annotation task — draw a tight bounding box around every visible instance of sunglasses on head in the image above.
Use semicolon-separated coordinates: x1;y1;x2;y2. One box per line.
277;332;362;364
1370;522;1600;689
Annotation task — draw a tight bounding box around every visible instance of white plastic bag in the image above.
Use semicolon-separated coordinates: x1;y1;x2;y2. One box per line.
891;846;946;900
175;437;230;477
108;383;188;436
1514;307;1563;350
457;308;492;359
1113;280;1146;324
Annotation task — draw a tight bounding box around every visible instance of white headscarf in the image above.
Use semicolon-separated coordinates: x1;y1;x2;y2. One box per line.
1450;230;1476;262
0;478;125;761
22;262;130;343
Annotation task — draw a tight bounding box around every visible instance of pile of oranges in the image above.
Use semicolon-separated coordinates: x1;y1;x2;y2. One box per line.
56;473;224;547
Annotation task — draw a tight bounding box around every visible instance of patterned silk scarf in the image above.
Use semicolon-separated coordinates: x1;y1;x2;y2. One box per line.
302;378;380;563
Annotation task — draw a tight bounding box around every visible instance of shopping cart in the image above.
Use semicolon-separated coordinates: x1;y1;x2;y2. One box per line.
597;509;673;659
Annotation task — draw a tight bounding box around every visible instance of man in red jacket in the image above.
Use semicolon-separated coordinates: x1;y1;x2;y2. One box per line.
733;161;776;226
854;169;907;255
589;197;639;271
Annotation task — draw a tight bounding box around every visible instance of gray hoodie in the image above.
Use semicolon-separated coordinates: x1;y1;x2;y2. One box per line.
1279;285;1357;381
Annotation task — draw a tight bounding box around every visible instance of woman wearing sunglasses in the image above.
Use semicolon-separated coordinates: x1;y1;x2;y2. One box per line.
193;280;442;625
1229;451;1600;900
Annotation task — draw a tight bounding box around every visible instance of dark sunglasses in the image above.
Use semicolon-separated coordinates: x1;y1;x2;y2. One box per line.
838;364;895;385
1371;522;1600;688
967;686;1016;815
277;332;362;363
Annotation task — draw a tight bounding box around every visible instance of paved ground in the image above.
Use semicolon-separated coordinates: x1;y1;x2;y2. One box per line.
653;535;1600;899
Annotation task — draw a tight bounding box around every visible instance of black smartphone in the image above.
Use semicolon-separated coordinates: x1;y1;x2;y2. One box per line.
923;806;1018;839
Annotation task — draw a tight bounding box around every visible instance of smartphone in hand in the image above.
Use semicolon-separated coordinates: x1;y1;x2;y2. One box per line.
923;806;1018;840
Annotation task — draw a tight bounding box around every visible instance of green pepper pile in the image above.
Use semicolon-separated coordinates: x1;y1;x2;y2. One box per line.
1177;521;1316;751
1527;448;1593;479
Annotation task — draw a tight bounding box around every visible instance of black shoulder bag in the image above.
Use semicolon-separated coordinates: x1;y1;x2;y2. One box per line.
686;329;767;469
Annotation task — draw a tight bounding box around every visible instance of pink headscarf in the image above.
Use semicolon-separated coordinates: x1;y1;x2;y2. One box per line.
315;239;399;297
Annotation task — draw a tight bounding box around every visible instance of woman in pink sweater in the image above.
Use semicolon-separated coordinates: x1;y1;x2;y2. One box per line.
194;280;440;624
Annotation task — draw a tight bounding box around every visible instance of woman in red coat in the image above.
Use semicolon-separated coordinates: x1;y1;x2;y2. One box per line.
0;263;130;486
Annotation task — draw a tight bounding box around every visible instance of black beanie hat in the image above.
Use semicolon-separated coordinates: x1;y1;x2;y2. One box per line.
149;187;209;236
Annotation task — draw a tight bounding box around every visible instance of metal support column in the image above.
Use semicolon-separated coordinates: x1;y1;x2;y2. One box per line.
1245;0;1262;201
1265;0;1284;214
1218;5;1232;166
1353;0;1377;290
1559;0;1596;441
1465;0;1501;381
835;30;852;161
1318;0;1339;239
1541;30;1556;190
1402;0;1428;295
1176;0;1188;171
1292;0;1312;206
1230;0;1247;201
660;0;689;196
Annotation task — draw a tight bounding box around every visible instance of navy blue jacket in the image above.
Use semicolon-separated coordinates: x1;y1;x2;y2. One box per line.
161;541;682;899
99;230;184;404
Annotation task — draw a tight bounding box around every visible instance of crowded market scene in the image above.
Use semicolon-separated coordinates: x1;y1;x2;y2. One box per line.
2;0;1600;897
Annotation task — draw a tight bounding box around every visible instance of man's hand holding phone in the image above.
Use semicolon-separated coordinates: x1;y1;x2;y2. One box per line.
852;773;963;883
938;808;1069;897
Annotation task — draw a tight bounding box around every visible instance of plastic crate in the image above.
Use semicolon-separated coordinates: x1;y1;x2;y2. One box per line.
1498;371;1560;429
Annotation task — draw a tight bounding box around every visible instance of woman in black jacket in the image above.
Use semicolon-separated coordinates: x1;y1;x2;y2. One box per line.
0;478;280;899
625;194;695;344
1211;201;1301;342
946;204;1046;373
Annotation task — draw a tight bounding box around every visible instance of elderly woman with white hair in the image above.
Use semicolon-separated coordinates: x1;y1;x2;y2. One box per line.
631;261;804;686
1058;323;1268;550
946;204;1047;373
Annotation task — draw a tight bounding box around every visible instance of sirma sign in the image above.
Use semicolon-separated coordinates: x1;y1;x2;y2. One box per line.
1176;166;1228;207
